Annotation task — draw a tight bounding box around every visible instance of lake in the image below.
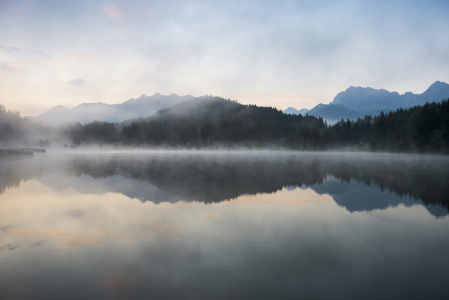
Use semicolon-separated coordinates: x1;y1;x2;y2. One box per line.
1;151;448;299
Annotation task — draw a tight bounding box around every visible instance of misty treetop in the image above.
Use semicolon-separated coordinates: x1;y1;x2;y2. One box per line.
0;104;49;146
1;97;449;153
118;96;449;152
120;96;326;147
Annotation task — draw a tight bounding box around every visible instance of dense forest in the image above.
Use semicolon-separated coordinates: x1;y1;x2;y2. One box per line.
119;97;326;148
0;104;50;147
1;97;449;153
330;100;449;153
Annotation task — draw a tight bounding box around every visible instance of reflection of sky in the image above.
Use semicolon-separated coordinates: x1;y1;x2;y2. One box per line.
1;0;449;115
1;180;449;299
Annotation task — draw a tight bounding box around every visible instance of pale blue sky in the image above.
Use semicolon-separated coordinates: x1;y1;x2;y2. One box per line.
1;0;448;115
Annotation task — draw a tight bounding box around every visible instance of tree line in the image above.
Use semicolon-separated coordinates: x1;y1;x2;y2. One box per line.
1;97;449;153
117;96;449;153
0;104;49;146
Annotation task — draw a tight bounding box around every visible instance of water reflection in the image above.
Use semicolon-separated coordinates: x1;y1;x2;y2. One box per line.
1;152;448;215
0;152;449;299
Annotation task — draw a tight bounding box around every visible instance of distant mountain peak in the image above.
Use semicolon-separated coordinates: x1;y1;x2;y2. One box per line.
313;103;327;109
27;93;195;125
425;81;449;91
283;107;309;115
284;81;449;123
332;81;449;113
77;102;107;106
50;105;68;110
430;80;445;86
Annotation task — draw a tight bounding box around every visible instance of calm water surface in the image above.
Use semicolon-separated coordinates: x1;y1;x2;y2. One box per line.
1;152;448;299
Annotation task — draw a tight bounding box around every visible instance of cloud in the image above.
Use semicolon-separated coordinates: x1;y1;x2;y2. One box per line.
31;50;49;57
0;63;14;71
0;46;21;52
9;229;38;236
70;78;85;87
66;209;85;219
58;237;102;248
0;225;13;233
0;244;21;250
100;5;124;19
30;240;47;248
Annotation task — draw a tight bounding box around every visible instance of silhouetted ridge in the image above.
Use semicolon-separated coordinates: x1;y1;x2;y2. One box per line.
120;96;326;147
2;96;449;153
286;81;449;122
25;93;195;125
331;81;449;112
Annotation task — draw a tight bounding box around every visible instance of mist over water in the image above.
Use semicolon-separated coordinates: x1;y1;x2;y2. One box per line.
1;151;449;299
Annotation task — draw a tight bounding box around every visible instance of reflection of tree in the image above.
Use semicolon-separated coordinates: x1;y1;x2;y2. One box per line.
1;154;448;212
0;157;45;194
67;154;449;211
65;155;325;202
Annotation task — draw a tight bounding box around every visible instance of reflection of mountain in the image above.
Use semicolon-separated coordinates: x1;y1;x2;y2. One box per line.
308;177;448;217
310;177;417;211
38;174;184;204
1;153;448;217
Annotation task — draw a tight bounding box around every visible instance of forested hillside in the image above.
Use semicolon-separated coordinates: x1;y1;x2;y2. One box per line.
117;96;449;152
0;105;49;147
328;100;449;152
1;97;449;153
120;97;326;147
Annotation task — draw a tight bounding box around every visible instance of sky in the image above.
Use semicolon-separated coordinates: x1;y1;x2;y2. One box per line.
1;0;449;116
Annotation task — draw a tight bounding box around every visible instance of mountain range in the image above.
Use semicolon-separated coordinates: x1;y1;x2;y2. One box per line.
285;81;449;122
25;93;194;125
24;81;449;125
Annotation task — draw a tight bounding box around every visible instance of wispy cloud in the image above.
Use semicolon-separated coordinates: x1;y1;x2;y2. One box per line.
1;63;14;71
0;46;21;52
31;50;49;57
0;225;13;233
70;78;85;87
66;209;85;218
100;5;125;19
65;53;100;59
30;240;48;248
0;244;21;250
58;237;103;248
